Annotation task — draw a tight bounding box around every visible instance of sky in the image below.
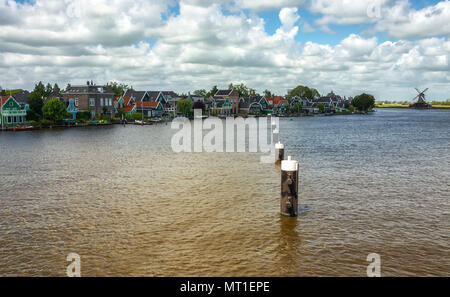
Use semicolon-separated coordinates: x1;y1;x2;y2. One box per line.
0;0;449;101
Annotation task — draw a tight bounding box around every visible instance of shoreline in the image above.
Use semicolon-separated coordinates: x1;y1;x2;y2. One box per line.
375;105;450;110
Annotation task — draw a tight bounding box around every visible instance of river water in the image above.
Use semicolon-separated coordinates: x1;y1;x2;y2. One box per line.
0;109;448;276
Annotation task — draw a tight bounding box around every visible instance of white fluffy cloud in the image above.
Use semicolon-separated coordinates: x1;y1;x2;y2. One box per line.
236;0;306;10
309;0;389;32
279;7;300;30
0;0;449;100
374;0;450;38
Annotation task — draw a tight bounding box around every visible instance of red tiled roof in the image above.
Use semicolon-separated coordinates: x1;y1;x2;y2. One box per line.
120;105;135;112
1;96;11;107
268;96;288;106
114;96;133;104
136;101;159;108
123;96;133;106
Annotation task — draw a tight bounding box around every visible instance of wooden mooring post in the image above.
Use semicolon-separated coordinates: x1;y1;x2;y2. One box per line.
273;128;279;145
275;142;284;162
281;156;299;217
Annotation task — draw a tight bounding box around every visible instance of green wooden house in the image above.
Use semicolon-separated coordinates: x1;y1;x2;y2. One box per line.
1;96;27;127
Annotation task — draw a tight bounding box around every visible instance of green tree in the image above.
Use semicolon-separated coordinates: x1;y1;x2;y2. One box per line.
34;81;46;96
45;83;53;97
53;83;60;94
317;103;325;114
43;98;69;121
27;81;52;121
288;85;320;100
26;92;44;121
292;102;303;114
107;81;129;97
177;98;192;116
229;83;258;98
194;89;207;96
206;85;219;98
264;89;273;98
352;93;375;112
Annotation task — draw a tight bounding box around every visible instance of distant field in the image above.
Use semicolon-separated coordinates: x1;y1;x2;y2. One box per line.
375;104;450;109
375;104;409;108
431;105;450;109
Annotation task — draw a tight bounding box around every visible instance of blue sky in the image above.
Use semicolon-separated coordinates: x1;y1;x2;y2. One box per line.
1;0;449;100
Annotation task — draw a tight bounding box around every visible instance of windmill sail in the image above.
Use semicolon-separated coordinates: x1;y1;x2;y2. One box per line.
410;88;431;109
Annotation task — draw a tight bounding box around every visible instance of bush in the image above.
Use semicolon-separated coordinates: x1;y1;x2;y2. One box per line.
26;110;41;122
40;119;54;127
317;103;325;114
77;111;91;121
131;113;144;121
28;120;39;127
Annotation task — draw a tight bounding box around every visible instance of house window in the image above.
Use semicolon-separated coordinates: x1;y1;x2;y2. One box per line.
100;98;103;106
75;98;79;107
109;98;112;106
89;98;95;106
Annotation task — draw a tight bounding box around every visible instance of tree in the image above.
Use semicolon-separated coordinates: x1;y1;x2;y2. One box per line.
53;83;60;94
26;81;52;121
177;98;192;116
45;83;53;97
26;92;44;121
43;98;69;122
288;85;320;100
264;89;273;98
229;83;258;98
34;81;46;96
352;93;375;112
107;81;129;97
292;102;303;114
194;89;207;97
206;85;219;98
317;103;325;114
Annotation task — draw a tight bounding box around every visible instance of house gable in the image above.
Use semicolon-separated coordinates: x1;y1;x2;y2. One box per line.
1;96;22;111
259;97;269;109
156;92;167;104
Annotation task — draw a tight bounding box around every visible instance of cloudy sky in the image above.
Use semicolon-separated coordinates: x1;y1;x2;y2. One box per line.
0;0;449;101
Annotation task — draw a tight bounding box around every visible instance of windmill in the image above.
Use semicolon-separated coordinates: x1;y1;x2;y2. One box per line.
410;87;431;108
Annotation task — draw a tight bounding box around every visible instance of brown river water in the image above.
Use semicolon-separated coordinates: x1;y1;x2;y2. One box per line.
0;109;449;276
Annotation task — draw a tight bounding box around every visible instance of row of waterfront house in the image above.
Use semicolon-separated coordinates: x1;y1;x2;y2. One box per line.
1;81;353;127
